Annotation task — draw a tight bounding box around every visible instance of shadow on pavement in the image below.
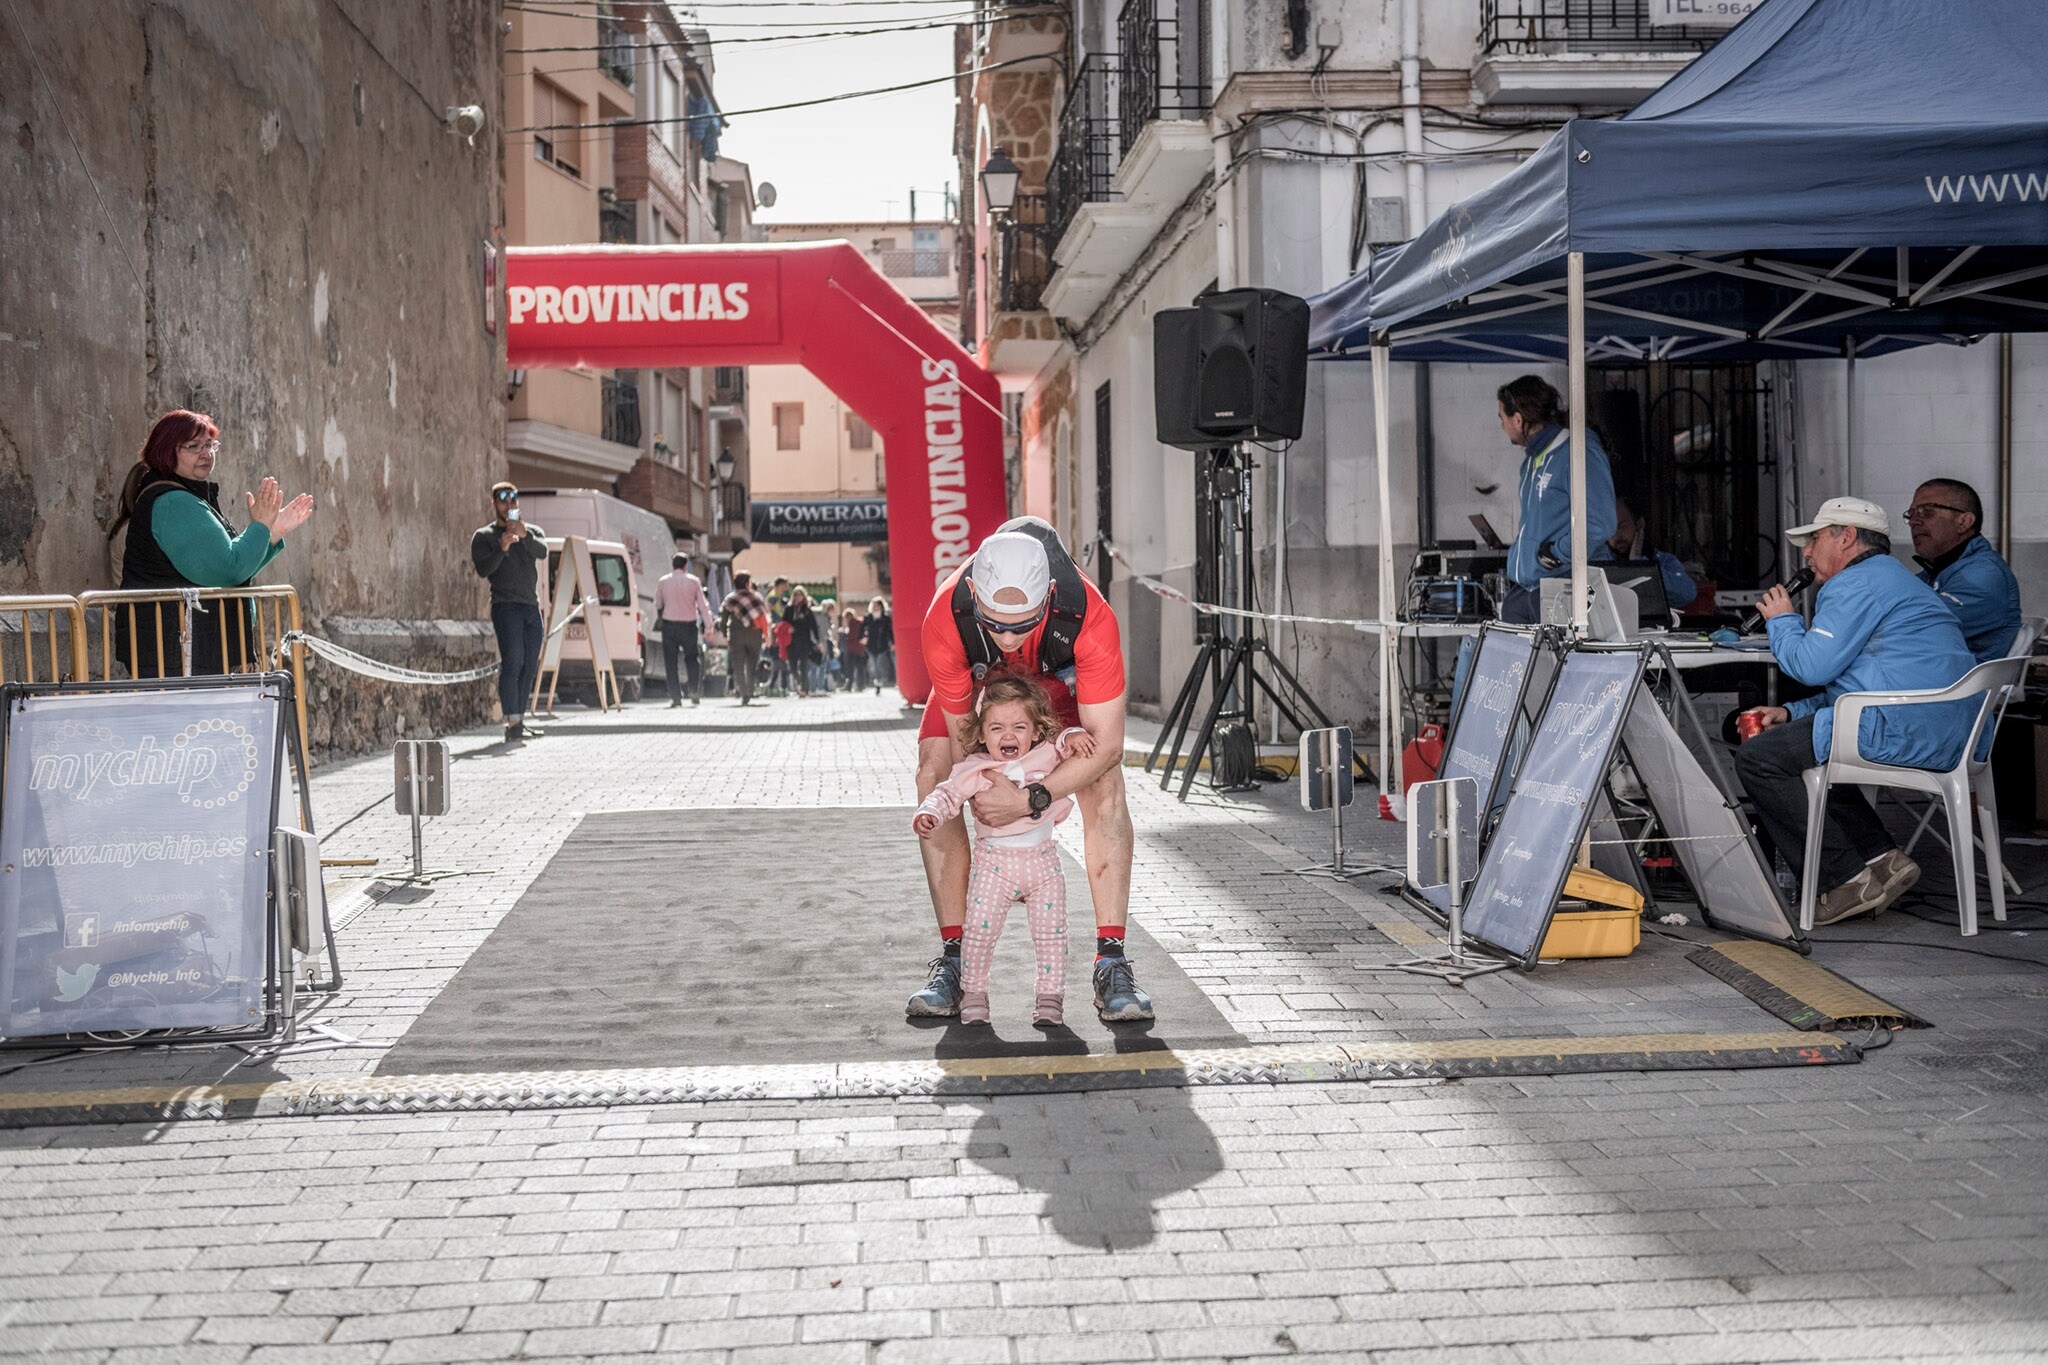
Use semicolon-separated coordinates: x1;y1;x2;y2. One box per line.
956;1084;1226;1250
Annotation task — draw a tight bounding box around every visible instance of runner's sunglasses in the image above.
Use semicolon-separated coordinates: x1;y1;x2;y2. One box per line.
972;600;1050;637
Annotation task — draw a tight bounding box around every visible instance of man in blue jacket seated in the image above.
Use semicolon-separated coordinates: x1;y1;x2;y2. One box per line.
1735;497;1977;926
1906;477;2021;664
1495;375;1614;624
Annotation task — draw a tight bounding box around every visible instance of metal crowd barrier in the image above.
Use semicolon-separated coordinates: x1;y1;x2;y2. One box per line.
0;595;89;686
0;587;310;758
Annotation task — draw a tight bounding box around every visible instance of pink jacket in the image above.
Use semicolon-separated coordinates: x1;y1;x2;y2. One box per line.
916;728;1087;841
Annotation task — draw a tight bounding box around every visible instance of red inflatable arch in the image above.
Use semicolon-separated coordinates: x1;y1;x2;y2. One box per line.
505;241;1006;703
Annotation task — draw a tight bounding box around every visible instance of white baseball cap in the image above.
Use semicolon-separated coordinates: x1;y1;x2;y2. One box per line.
1786;495;1890;547
970;531;1051;613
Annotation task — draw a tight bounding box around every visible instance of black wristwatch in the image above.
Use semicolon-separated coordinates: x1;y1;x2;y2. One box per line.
1026;782;1052;819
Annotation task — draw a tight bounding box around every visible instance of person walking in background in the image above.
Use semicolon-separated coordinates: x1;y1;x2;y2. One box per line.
840;602;869;691
107;409;315;678
718;571;770;706
783;587;820;699
471;481;550;742
817;599;841;692
655;551;714;707
865;596;894;692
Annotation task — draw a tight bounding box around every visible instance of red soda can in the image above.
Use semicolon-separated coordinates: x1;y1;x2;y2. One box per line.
1736;710;1766;743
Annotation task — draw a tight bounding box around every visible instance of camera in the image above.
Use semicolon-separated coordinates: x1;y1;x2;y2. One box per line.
445;104;487;144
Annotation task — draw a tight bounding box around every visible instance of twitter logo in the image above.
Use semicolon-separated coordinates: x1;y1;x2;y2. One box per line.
54;963;99;1003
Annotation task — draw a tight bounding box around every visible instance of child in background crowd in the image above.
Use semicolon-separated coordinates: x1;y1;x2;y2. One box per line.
911;672;1095;1026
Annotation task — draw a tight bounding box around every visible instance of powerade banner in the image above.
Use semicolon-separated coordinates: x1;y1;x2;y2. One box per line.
750;498;888;544
0;687;280;1038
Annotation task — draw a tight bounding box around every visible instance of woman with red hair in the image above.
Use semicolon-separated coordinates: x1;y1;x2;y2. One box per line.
106;410;314;677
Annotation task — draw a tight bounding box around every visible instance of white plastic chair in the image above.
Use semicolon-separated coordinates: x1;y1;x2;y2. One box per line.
1799;655;2029;936
1899;614;2043;893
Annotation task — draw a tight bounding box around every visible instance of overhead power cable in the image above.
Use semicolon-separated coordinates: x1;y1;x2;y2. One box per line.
508;14;999;52
507;52;1039;134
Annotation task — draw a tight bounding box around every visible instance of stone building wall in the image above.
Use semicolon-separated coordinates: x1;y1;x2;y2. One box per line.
0;0;508;758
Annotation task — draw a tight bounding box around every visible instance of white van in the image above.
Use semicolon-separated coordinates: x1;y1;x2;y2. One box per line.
518;488;676;679
541;537;644;705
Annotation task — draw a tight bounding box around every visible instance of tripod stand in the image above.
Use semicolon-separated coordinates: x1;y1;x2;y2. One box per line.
1144;444;1373;802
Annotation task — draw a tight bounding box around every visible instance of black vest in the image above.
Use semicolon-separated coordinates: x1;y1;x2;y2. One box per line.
120;472;235;590
951;521;1088;685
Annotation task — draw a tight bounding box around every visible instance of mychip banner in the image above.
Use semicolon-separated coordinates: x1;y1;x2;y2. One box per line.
0;685;281;1038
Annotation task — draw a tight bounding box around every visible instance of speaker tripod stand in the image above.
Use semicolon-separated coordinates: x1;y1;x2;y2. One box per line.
1144;445;1374;803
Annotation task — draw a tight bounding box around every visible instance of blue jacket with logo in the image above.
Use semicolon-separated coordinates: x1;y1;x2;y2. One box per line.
1508;423;1615;590
1769;553;1978;769
1918;534;2021;663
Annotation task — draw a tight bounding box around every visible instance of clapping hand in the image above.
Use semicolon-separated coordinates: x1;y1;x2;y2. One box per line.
246;478;316;541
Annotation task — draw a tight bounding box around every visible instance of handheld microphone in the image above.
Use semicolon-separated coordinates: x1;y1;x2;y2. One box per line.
1739;566;1814;634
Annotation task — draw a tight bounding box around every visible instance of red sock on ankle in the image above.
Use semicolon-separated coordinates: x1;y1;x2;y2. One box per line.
1095;926;1125;961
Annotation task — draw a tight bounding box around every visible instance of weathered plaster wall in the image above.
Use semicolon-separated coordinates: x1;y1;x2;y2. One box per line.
0;0;507;753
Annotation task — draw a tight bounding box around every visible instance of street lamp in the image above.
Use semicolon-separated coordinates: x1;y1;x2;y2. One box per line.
714;446;736;482
979;147;1021;216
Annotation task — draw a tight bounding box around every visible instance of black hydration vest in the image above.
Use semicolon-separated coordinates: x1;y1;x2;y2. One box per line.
951;520;1088;685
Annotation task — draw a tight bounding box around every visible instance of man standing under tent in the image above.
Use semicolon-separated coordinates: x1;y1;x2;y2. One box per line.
1495;376;1615;624
1734;498;1976;926
905;521;1153;1024
1907;478;2022;664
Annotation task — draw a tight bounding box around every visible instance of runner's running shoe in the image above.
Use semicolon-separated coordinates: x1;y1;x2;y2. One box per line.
1093;956;1155;1022
905;955;963;1017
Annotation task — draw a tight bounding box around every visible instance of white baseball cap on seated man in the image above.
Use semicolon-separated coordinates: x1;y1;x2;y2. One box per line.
1786;495;1891;547
970;531;1051;612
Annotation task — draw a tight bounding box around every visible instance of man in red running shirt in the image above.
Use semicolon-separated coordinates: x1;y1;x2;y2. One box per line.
905;524;1153;1023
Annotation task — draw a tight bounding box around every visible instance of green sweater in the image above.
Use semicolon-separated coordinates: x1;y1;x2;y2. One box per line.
150;490;285;586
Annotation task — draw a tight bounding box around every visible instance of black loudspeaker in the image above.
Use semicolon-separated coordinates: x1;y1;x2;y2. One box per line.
1154;287;1311;451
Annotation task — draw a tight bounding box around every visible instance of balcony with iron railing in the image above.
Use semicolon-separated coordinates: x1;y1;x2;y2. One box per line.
1475;0;1725;106
711;366;745;406
1046;58;1122;250
1117;0;1209;155
992;192;1050;314
600;191;636;245
601;376;642;449
874;249;949;279
1480;0;1721;54
597;8;636;88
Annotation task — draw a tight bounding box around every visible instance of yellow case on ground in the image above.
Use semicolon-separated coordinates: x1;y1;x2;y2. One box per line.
1539;900;1642;958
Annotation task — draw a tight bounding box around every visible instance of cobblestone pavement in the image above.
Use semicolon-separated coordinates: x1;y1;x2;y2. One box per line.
3;691;2045;1362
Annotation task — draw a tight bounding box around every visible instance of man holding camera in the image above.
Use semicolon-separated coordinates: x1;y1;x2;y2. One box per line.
471;481;550;742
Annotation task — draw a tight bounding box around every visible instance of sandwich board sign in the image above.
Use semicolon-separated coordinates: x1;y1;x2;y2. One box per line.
1412;625;1538;917
1458;646;1646;966
0;682;284;1039
533;534;621;713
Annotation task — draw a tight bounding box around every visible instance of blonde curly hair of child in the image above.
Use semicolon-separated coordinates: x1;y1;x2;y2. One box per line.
970;671;1062;753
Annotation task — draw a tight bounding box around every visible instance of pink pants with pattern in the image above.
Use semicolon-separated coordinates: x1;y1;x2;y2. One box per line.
961;838;1068;998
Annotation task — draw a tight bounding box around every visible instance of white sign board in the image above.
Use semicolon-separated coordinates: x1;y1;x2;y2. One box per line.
1648;0;1759;27
0;686;280;1037
1460;650;1643;965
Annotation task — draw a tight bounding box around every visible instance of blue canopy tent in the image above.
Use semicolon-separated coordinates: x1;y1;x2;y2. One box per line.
1307;0;2048;796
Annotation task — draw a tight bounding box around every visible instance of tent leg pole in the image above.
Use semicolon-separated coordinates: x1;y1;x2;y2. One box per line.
1372;339;1399;810
1845;335;1858;495
1568;252;1588;635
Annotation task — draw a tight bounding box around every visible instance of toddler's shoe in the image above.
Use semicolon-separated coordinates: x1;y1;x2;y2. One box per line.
958;990;991;1025
1032;992;1064;1028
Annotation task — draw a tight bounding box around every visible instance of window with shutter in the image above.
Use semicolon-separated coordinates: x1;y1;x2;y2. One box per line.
774;403;804;451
